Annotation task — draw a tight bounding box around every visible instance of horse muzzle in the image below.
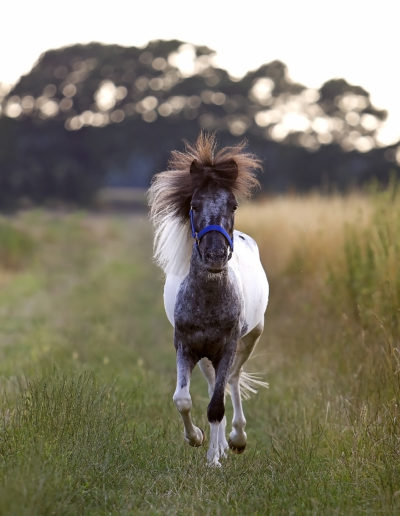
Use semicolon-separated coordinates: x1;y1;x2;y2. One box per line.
202;247;230;273
189;208;234;271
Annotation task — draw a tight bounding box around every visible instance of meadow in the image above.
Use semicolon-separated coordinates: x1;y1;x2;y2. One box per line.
0;189;399;515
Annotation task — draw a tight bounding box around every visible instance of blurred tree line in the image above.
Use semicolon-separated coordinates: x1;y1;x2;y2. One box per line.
0;40;399;209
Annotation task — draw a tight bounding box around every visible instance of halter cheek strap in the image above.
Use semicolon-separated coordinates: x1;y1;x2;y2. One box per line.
189;207;234;256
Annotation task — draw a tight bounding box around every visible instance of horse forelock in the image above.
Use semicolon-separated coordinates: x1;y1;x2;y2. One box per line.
148;132;262;273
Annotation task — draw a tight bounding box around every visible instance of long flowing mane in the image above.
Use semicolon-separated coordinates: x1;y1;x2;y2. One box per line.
148;133;262;275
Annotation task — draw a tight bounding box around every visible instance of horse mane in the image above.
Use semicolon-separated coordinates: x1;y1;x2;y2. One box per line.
148;132;262;275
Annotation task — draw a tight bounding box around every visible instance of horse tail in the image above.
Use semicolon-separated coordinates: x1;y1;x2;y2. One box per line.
239;371;269;400
225;371;269;400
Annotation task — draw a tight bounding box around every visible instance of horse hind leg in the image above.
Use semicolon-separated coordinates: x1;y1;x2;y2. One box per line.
228;321;264;453
173;348;204;447
199;358;228;461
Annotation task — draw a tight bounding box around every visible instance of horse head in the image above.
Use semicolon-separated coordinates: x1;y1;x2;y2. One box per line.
189;159;238;273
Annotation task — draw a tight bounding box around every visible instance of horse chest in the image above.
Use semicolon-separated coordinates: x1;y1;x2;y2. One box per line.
174;279;241;354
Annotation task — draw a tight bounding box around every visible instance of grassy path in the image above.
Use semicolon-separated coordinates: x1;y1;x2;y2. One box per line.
0;205;399;514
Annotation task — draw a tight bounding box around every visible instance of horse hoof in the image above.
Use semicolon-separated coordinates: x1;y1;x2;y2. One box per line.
207;458;222;468
185;427;205;447
195;427;205;447
228;438;246;454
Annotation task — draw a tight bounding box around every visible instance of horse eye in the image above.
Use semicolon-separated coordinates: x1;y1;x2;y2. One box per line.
232;204;238;212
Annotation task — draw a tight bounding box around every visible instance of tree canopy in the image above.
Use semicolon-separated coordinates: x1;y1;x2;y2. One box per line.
0;40;398;208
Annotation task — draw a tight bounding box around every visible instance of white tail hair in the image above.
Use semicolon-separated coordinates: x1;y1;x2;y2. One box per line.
226;370;269;400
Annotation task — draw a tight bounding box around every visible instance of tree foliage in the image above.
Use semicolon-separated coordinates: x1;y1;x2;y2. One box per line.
0;40;398;208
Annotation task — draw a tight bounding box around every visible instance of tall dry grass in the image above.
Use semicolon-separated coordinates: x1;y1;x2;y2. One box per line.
237;193;372;280
237;190;400;513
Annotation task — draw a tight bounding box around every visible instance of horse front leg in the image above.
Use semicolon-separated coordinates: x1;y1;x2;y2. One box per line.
206;342;236;467
173;347;204;447
199;358;228;460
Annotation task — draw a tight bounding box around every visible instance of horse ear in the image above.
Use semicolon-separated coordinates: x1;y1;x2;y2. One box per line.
190;159;202;175
217;159;238;180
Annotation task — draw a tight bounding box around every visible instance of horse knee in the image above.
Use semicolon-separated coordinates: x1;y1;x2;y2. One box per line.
173;393;192;414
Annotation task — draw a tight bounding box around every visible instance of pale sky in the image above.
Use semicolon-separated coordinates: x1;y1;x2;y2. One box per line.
1;0;399;144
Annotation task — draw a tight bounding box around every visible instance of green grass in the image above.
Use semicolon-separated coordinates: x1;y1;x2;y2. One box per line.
0;221;35;270
0;201;399;515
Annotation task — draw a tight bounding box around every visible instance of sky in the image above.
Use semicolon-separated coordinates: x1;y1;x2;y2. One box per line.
1;0;399;144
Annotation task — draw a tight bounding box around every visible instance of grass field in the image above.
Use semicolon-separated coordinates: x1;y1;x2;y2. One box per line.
0;191;399;514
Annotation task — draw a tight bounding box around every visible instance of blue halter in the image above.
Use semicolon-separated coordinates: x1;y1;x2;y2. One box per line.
189;207;234;256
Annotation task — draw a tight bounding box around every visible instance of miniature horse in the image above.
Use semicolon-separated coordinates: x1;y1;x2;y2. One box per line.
148;134;269;466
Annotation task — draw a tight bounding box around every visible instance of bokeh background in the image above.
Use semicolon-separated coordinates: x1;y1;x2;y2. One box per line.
1;0;399;208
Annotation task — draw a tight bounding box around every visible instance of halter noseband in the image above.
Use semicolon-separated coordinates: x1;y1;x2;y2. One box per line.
189;207;234;258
